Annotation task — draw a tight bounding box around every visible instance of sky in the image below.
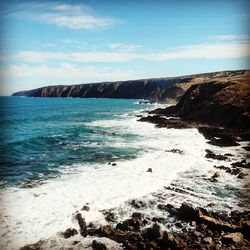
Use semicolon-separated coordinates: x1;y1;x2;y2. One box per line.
0;0;249;95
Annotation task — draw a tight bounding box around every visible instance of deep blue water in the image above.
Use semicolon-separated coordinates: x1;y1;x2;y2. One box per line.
0;97;148;187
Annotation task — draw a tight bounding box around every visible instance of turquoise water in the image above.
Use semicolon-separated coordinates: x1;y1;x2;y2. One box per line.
0;97;148;187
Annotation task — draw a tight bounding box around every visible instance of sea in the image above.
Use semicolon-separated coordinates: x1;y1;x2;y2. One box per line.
0;96;249;249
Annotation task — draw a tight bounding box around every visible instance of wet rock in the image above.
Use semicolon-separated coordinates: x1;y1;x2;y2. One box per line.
20;240;44;250
193;231;202;238
203;236;213;245
152;217;166;223
212;171;220;178
205;149;228;161
199;213;240;231
222;232;243;244
116;214;146;232
191;221;196;227
75;213;87;237
98;225;115;237
92;240;107;250
143;222;164;241
146;168;152;173
157;203;177;214
231;160;250;169
130;199;146;209
132;212;143;220
105;212;116;222
20;179;47;189
62;228;78;238
198;127;240;147
175;222;183;228
238;172;248;179
165;149;184;154
112;163;117;166
242;220;250;239
81;205;90;211
177;202;199;220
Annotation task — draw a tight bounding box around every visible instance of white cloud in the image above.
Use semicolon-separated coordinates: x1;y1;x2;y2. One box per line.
209;35;250;42
108;43;141;51
6;42;250;63
39;13;117;30
148;43;250;61
1;63;141;82
5;2;119;30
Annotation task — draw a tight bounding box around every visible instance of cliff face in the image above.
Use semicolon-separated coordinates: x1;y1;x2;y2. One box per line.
12;70;246;103
159;70;250;128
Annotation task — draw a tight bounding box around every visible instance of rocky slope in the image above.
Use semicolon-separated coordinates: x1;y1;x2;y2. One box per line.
146;70;250;128
12;70;246;103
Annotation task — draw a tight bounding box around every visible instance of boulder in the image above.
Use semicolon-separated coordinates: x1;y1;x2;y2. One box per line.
92;240;107;250
212;172;220;178
143;222;164;241
75;213;87;237
146;168;152;173
222;232;243;244
81;205;90;211
203;236;213;245
177;202;199;220
62;228;78;238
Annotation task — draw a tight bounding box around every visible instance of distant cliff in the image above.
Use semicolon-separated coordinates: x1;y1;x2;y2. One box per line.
12;70;246;103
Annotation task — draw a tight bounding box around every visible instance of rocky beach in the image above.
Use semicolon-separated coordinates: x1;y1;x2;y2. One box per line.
13;70;250;250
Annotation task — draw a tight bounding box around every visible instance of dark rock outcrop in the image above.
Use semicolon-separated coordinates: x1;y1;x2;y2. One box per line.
156;71;250;128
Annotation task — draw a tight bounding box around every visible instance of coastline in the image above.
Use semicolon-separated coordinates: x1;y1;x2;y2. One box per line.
18;106;250;250
2;71;250;249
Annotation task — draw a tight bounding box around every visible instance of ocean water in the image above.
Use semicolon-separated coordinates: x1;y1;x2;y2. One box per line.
0;97;248;249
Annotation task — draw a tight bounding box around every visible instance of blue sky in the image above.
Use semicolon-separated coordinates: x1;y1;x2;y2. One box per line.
0;0;249;95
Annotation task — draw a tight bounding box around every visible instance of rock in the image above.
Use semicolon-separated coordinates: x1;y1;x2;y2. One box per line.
232;160;250;169
191;221;196;227
111;163;117;166
199;213;240;231
242;220;250;239
132;212;143;220
75;213;87;237
222;232;243;244
203;236;213;245
177;202;199;220
130;199;146;209
237;172;248;179
105;212;116;222
175;222;183;228
20;240;44;250
146;168;152;173
205;150;228;161
165;149;184;154
157;203;177;214
98;225;115;237
212;172;220;178
193;231;202;238
143;222;164;241
62;228;78;238
81;205;90;211
92;240;107;250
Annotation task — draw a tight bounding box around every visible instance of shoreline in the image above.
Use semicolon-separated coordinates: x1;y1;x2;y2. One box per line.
19;110;250;250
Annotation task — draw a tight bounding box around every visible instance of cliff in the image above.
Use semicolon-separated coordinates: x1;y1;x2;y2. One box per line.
12;70;246;103
150;70;250;128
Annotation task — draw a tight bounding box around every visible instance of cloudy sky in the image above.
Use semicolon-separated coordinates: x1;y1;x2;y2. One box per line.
0;0;249;95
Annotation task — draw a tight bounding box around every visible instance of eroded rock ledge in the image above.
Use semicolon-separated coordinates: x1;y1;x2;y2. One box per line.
20;202;250;250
